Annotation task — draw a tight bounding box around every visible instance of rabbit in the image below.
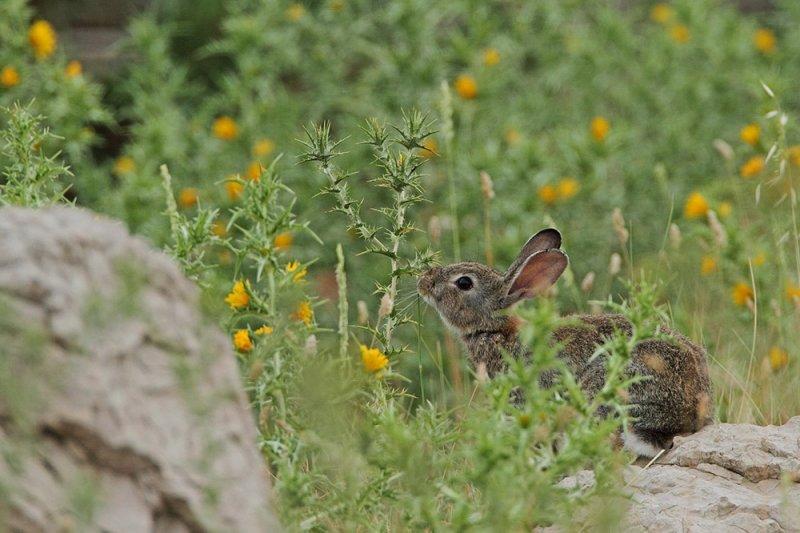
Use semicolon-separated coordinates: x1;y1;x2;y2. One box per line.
417;228;713;457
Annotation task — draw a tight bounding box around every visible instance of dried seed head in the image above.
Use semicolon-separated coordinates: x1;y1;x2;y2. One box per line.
428;216;442;243
612;208;629;245
248;360;265;381
479;171;495;200
580;271;596;293
357;300;369;324
608;252;622;276
378;293;393;318
304;334;318;355
669;223;682;249
713;138;734;161
706;210;728;247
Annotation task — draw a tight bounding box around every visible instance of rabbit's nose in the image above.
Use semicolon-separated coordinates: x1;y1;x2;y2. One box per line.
417;268;439;295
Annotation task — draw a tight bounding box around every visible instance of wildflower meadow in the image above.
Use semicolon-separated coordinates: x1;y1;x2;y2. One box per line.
1;0;799;529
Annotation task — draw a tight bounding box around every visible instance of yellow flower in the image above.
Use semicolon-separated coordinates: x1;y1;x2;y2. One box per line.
669;24;690;44
683;191;709;219
718;201;733;218
700;256;717;275
556;177;579;200
454;74;478;100
253;138;275;157
225;281;250;309
504;128;521;145
483;48;501;67
274;232;293;250
768;346;788;372
360;345;389;373
650;4;674;24
740;155;764;178
751;252;766;267
178;188;198;208
65;60;82;78
246;161;262;181
255;325;274;335
225;180;244;201
29;20;57;59
786;282;800;301
787;145;800;167
212;220;227;237
286;3;306;21
213;116;238;141
233;329;253;352
590;116;610;142
420;137;439;158
739;123;760;146
537;184;558;205
113;156;136;175
286;261;307;283
0;66;20;88
329;0;345;12
731;282;753;307
292;301;314;326
754;28;776;55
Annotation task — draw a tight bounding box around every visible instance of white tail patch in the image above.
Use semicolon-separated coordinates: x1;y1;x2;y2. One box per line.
623;430;662;458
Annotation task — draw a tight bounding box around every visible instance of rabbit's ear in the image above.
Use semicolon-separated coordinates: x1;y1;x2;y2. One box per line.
507;228;562;275
502;249;568;307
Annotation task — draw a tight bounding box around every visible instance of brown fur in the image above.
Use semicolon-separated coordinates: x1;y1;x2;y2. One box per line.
418;228;714;455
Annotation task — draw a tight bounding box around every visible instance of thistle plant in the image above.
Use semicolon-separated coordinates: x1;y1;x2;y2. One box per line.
0;104;71;207
160;164;220;283
301;112;437;355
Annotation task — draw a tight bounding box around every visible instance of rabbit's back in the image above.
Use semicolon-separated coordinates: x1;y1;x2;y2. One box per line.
552;314;713;443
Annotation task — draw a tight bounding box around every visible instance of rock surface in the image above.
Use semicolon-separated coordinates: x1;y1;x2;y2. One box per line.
561;417;800;532
0;207;279;532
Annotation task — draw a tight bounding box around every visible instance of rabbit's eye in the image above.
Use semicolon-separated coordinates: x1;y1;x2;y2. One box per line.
455;276;473;291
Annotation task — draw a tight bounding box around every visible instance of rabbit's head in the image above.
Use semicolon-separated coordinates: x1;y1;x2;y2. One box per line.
418;228;568;335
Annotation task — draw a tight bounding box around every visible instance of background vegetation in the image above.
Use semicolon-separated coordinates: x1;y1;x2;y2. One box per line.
2;0;799;529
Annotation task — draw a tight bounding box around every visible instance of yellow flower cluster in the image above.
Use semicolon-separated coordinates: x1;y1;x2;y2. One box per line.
286;261;308;283
731;282;753;307
213;116;238;140
754;28;776;55
178;188;198;208
700;256;717;275
274;232;293;250
420;137;438;158
225;180;244;200
114;156;136;175
29;20;57;59
669;24;690;44
286;3;306;21
65;60;82;78
483;48;501;67
454;74;478;100
537;178;580;205
225;281;250;309
768;346;788;372
650;4;674;24
292;301;313;326
233;329;253;352
255;325;274;335
1;66;20;88
683;191;709;219
739;123;760;146
740;155;764;178
253;138;275;157
360;344;389;373
590;116;609;142
246;161;262;181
